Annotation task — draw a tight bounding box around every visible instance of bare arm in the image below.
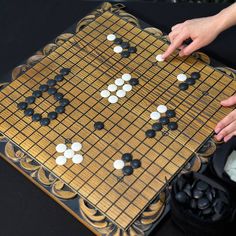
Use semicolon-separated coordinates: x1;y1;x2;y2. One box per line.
162;3;236;59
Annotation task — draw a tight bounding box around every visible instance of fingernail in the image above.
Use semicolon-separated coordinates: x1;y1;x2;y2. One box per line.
224;137;229;143
216;134;223;141
215;128;220;134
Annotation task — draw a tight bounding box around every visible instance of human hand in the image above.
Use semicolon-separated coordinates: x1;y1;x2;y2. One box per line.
162;16;222;59
215;96;236;142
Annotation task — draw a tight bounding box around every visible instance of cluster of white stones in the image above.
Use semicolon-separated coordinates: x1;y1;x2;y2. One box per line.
107;34;123;54
55;142;83;166
100;73;133;104
150;105;168;120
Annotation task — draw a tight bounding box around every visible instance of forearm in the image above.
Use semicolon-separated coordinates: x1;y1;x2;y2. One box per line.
215;3;236;33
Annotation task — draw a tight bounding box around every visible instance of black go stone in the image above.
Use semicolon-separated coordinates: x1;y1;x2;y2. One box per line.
122;166;133;176
211;188;216;198
47;79;57;87
212;213;222;222
191;72;200;80
39;84;49;92
177;176;186;191
145;129;156;138
166;110;176;118
17;102;28;110
54;74;64;82
40;118;50;126
193;189;204;199
168;122;178;131
183;186;192;198
25;96;35;104
121;51;130;58
55;106;65;114
114;38;122;44
24;108;34;116
175;191;188;204
213;200;224;214
121;42;130;49
160;117;169;125
186;78;196;85
122;153;133;162
190;199;197;209
48;112;58;120
54;93;63;101
60;68;70;76
48;88;57;95
131;159;141;169
32;90;42;98
129;78;139;86
196;181;209;191
128;47;137;53
206;190;213;202
94;121;104;130
202;207;212;215
179;82;189;91
60;98;69;107
152;122;162;131
32;113;42;122
197;198;210;210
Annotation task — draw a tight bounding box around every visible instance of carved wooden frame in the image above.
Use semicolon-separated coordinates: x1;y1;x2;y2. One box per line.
0;2;235;236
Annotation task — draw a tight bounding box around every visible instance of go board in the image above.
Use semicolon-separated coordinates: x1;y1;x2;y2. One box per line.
0;4;235;234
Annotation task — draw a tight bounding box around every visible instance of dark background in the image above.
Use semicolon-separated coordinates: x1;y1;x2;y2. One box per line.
0;1;235;236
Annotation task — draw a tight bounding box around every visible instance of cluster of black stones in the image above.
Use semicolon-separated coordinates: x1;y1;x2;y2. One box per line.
179;72;201;91
145;110;178;138
174;175;230;221
17;68;71;126
122;153;141;176
114;38;137;58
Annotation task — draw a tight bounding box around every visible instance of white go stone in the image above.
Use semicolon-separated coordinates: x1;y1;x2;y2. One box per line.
115;78;124;86
177;74;187;82
108;95;118;104
56;143;67;153
116;90;126;98
156;54;164;62
64;149;74;159
72;154;84;164
71;142;82;152
100;90;110;98
122;73;131;81
150;111;161;120
56;156;67;166
108;84;117;92
107;34;116;41
114;45;123;53
113;159;125;170
157;105;167;113
122;84;132;92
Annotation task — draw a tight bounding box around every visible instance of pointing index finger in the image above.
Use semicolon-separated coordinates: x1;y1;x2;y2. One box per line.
162;33;189;59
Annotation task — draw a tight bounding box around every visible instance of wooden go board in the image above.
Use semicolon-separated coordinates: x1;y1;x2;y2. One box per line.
0;10;235;230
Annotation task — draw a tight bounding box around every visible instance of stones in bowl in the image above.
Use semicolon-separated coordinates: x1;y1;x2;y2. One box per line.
173;173;230;222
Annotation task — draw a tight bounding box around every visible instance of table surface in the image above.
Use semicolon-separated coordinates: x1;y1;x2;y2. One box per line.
0;1;235;236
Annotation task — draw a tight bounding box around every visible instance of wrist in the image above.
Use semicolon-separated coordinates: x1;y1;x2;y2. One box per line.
214;4;236;33
212;12;228;35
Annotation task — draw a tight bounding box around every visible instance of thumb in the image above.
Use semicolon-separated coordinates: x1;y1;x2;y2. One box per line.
221;95;236;107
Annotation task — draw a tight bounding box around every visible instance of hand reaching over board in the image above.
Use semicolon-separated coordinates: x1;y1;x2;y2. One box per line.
162;16;220;59
162;3;236;59
215;95;236;142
